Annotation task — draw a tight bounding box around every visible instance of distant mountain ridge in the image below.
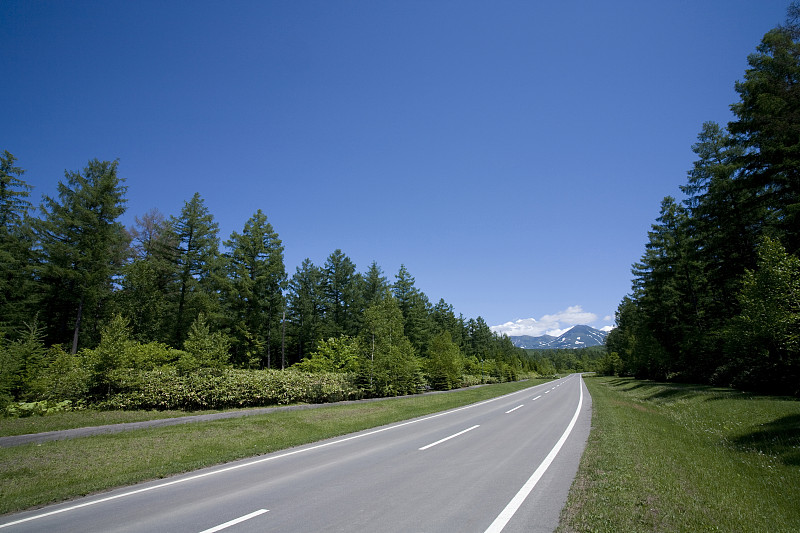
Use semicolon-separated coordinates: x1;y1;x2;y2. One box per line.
509;325;608;350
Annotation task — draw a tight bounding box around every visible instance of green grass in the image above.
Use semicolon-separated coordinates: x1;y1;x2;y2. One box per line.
558;376;800;532
0;379;546;516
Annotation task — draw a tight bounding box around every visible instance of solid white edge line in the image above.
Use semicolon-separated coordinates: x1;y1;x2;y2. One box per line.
504;405;524;414
483;377;584;533
3;379;573;529
419;425;480;450
198;509;269;533
0;380;561;529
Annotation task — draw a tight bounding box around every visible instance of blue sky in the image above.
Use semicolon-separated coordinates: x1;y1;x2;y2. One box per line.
2;1;789;336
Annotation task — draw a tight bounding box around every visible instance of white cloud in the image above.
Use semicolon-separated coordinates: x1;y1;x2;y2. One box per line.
490;305;599;337
600;325;615;332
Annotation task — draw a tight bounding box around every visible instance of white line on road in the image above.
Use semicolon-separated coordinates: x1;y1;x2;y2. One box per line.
505;405;524;414
419;425;480;450
484;378;584;533
544;390;550;394
531;395;541;401
0;381;554;529
199;509;269;533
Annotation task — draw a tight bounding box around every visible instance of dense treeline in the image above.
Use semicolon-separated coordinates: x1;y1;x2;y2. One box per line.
606;8;800;396
524;346;606;375
0;153;532;411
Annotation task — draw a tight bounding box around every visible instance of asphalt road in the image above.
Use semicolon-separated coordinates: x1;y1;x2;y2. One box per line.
0;375;592;533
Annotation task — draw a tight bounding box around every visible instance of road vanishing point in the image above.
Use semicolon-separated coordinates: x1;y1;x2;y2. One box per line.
0;375;592;533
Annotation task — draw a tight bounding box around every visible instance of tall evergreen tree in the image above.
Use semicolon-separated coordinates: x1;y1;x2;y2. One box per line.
392;264;433;354
631;197;704;379
729;25;800;253
286;259;324;363
0;151;32;229
0;151;36;335
431;298;465;348
362;261;390;307
223;210;287;368
37;159;128;352
320;249;362;338
168;193;221;346
680;122;756;323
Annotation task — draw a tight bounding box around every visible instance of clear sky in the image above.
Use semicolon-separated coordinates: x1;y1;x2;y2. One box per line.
2;0;789;337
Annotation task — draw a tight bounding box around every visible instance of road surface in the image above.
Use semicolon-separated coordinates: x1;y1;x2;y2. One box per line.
0;375;591;533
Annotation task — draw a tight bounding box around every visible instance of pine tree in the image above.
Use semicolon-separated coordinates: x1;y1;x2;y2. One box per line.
392;264;433;354
0;151;36;335
223;210;287;368
362;261;390;307
729;26;800;253
286;259;324;364
168;193;221;346
320;249;362;338
37;159;128;352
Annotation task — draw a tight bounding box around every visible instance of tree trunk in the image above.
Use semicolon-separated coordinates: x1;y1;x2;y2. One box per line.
71;296;84;354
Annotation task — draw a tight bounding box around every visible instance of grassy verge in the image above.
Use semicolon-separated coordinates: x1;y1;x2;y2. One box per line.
0;379;545;516
558;376;800;532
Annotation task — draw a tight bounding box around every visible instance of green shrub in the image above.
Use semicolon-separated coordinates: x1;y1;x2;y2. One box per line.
96;368;362;411
29;346;92;402
181;314;231;371
294;336;362;373
3;400;80;418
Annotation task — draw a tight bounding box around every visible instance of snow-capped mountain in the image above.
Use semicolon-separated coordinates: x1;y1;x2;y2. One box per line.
509;325;608;350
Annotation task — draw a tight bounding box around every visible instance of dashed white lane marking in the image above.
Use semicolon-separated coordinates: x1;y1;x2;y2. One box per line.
505;405;524;414
419;425;480;451
484;378;584;533
199;509;269;533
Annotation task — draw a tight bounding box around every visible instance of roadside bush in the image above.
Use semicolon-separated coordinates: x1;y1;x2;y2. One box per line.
181;314;231;371
3;399;80;418
425;332;464;391
96;368;362;411
29;346;92;402
294;336;362;373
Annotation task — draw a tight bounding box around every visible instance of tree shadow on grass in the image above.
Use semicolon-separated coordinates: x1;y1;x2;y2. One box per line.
732;414;800;466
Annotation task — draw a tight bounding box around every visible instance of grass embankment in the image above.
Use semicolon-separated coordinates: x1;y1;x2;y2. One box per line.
558;376;800;532
0;379;546;516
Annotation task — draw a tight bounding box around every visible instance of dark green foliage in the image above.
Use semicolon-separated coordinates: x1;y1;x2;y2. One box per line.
286;259;324;364
320;249;363;338
168;193;222;347
362;261;390;307
222;210;286;368
114;209;177;344
730;27;800;253
0;151;37;335
0;155;534;412
36;159;128;352
613;8;800;395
